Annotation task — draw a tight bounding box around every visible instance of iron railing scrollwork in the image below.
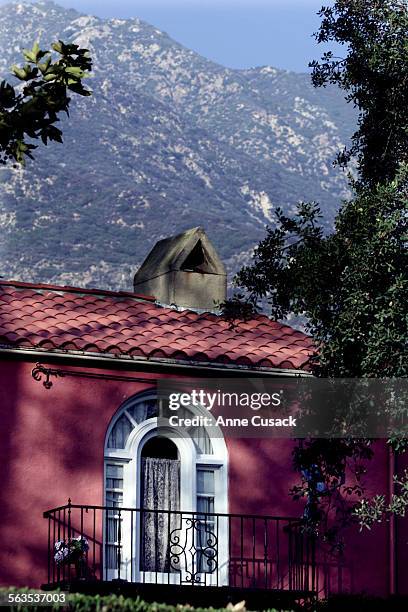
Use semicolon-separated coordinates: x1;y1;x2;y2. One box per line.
169;516;218;584
43;501;317;593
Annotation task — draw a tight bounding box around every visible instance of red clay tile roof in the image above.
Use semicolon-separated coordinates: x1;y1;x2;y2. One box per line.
0;280;314;371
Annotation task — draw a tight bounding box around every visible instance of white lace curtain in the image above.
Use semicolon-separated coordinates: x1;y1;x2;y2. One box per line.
141;457;180;572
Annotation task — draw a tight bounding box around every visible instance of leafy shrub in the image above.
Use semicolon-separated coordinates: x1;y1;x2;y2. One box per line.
0;588;289;612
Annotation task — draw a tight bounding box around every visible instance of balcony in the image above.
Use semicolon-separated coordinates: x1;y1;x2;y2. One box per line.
43;501;317;608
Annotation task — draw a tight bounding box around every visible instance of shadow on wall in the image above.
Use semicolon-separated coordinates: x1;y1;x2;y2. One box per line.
0;354;154;588
0;360;20;586
227;437;393;597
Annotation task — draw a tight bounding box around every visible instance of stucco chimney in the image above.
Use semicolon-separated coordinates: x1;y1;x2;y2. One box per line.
133;227;227;310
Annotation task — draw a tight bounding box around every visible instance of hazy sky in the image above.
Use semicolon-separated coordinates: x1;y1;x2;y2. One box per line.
2;0;341;72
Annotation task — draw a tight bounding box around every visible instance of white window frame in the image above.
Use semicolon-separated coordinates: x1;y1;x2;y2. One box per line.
104;392;228;585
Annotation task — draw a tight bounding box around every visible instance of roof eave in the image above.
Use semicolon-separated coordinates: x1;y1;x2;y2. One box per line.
0;345;312;377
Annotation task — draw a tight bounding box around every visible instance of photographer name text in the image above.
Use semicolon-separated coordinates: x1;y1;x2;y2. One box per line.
168;415;297;428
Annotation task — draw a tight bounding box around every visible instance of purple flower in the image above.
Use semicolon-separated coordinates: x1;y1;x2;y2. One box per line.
53;536;89;564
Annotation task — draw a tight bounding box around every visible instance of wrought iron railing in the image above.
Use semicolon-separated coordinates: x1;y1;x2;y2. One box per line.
43;501;316;592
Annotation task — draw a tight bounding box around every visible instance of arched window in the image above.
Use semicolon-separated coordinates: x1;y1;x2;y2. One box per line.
104;391;228;584
106;394;213;455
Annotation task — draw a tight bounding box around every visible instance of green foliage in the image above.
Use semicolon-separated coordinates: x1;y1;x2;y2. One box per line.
0;39;92;165
0;589;287;612
228;167;407;545
0;589;211;612
310;0;408;187
60;592;225;612
233;171;407;378
290;438;374;551
224;0;408;543
353;468;408;529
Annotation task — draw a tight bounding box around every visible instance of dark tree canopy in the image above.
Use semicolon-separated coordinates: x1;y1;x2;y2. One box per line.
310;0;408;187
226;0;408;383
233;172;407;379
224;0;408;539
0;40;92;165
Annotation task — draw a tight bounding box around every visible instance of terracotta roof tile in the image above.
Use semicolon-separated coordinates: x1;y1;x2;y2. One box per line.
0;280;314;372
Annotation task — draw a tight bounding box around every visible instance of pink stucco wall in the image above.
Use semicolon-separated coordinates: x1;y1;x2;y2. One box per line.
0;358;405;596
0;360;155;587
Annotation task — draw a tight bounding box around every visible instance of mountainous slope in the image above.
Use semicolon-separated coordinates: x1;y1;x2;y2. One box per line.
0;0;355;291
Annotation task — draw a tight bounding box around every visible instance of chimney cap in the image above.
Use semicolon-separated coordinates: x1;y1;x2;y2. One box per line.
134;226;226;285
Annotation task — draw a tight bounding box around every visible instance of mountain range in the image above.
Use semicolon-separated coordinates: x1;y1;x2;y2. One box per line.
0;0;355;291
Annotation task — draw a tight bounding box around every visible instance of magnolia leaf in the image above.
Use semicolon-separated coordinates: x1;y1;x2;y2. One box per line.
1;38;92;164
67;82;92;96
32;41;40;57
64;67;84;77
36;50;49;61
11;65;27;80
38;57;52;74
51;42;63;53
22;49;37;63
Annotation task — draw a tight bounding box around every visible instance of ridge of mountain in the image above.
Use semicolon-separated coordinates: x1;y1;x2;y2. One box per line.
0;0;355;291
